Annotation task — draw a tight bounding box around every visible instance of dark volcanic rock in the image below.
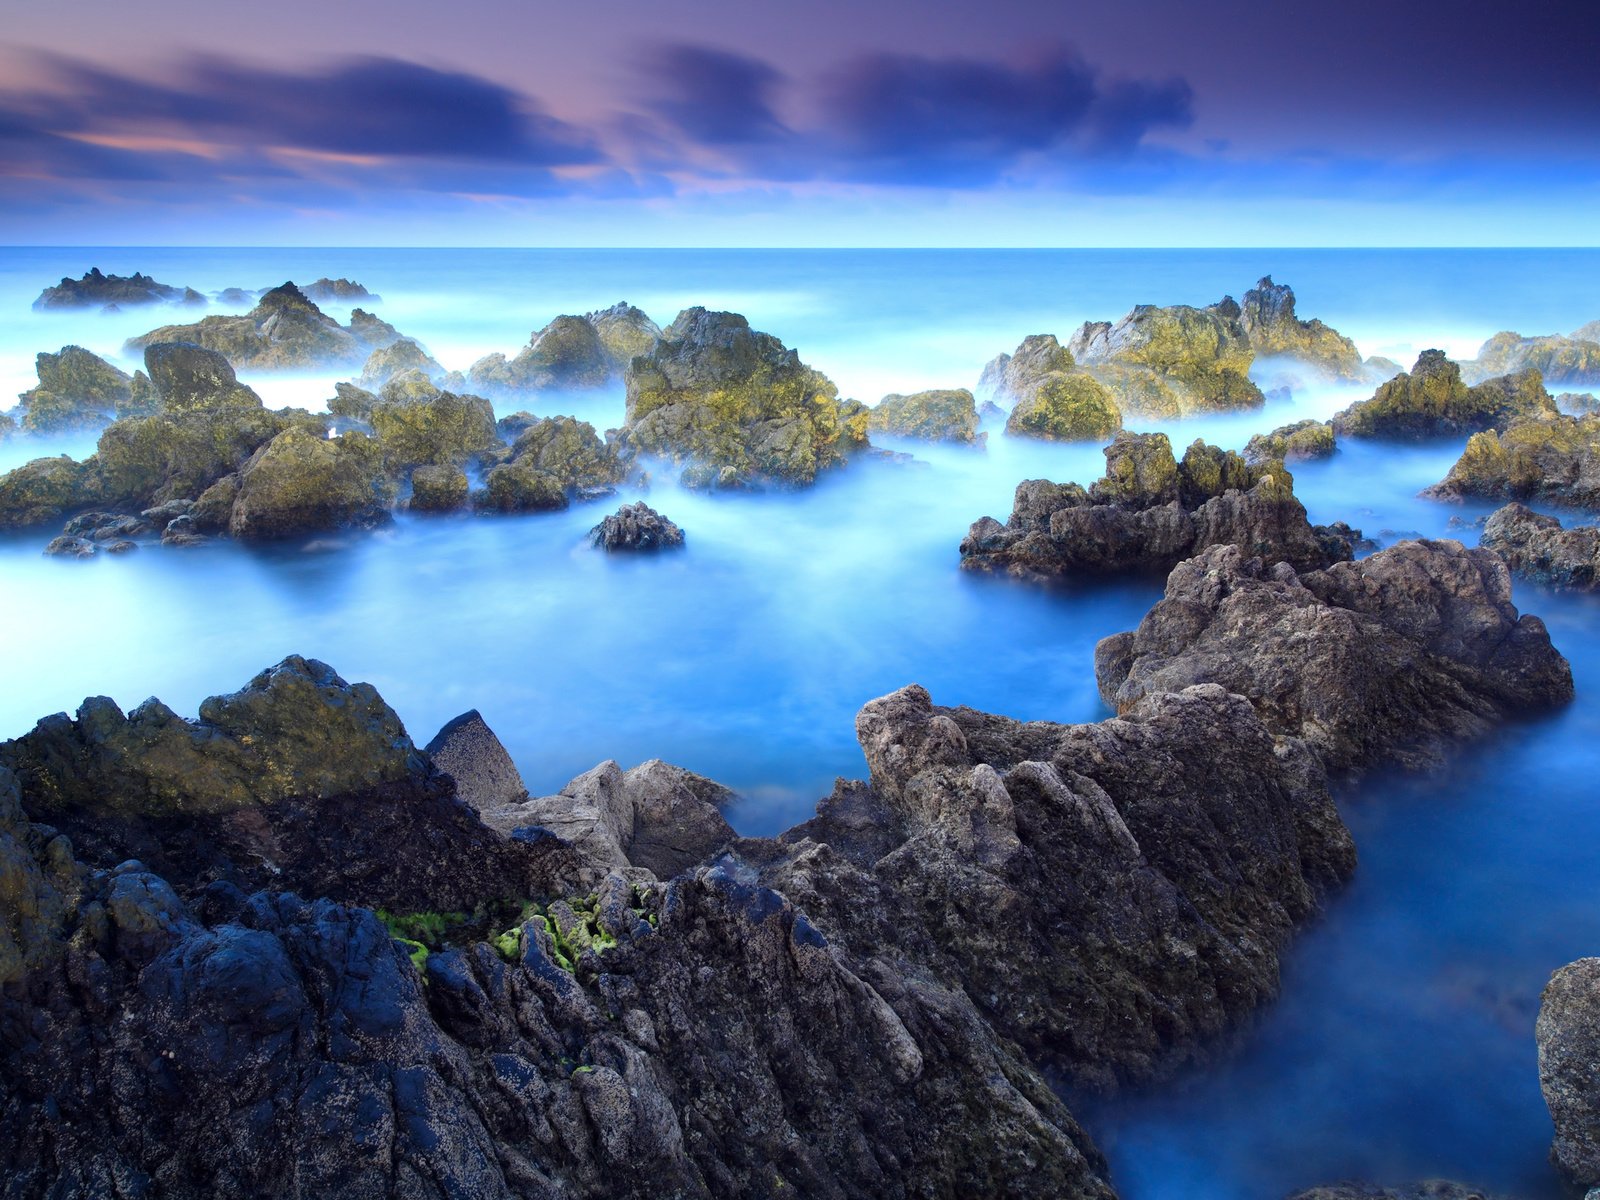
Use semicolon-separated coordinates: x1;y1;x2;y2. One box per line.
425;709;530;811
1333;351;1557;440
961;431;1350;579
42;534;96;559
1423;412;1600;510
33;267;203;311
588;501;685;552
1095;540;1574;777
1480;503;1600;590
1538;957;1600;1187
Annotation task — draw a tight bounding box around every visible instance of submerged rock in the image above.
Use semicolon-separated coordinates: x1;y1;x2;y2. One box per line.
14;346;135;434
1333;351;1557;440
1096;540;1574;777
618;307;870;489
589;501;685;552
1538;957;1600;1188
42;534;96;558
961;431;1348;578
1288;1185;1516;1200
33;267;203;311
868;388;983;443
1423;412;1600;509
1480;503;1600;590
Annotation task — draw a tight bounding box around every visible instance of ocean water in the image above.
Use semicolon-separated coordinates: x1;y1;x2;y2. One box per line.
2;246;1599;1197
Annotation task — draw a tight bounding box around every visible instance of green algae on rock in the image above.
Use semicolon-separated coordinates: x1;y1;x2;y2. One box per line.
1244;418;1338;464
1423;412;1600;509
406;463;471;513
1334;350;1557;440
227;427;393;540
868;388;983;443
1005;373;1122;441
14;346;134;435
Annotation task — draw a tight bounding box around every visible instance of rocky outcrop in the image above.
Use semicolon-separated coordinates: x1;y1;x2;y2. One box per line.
368;375;500;471
14;346;137;434
1480;503;1600;589
33;267;203;311
1244;418;1337;464
586;301;663;366
1067;298;1265;416
227;427;392;540
358;338;457;390
407;463;471;513
1463;327;1600;388
1006;373;1123;441
1238;276;1367;382
304;276;379;303
868;388;983;443
127;282;402;369
979;333;1077;403
589;501;685;552
1095;540;1574;776
1423;412;1600;509
617;308;870;489
0;455;98;529
961;431;1350;579
469;317;610;393
1334;351;1557;440
1538;957;1600;1188
424;709;530;812
479;417;628;513
143;341;263;412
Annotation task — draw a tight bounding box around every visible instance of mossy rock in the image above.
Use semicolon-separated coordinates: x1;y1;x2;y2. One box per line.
143;342;262;413
1005;373;1121;441
93;407;311;508
508;416;626;489
358;338;446;390
479;458;569;512
17;347;133;433
1244;419;1337;464
868;389;981;443
369;385;499;471
228;427;393;540
1426;413;1600;506
1068;302;1264;415
1238;277;1366;382
126;283;391;370
0;413;15;442
0;456;98;529
981;334;1076;401
329;382;379;422
1335;351;1557;440
408;464;470;513
1177;439;1258;506
585;302;662;367
468;315;613;392
1092;431;1180;506
1466;330;1600;386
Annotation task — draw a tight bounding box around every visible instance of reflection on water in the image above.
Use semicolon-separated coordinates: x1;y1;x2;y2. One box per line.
2;247;1599;1196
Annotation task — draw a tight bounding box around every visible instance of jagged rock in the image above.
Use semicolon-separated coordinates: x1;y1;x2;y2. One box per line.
15;346;134;434
328;380;379;421
1096;540;1574;776
479;458;569;512
1238;276;1367;382
979;334;1077;402
424;710;529;812
586;301;662;366
0;455;97;530
1068;299;1265;415
1423;412;1600;509
468;315;614;392
1464;328;1600;387
1245;418;1337;464
303;276;379;302
1005;373;1122;441
1480;503;1600;589
407;463;470;513
1539;957;1600;1187
127;283;402;370
357;338;454;390
618;308;870;489
589;502;685;552
1334;351;1557;440
869;388;983;443
505;416;627;492
961;431;1348;578
33;267;203;311
142;341;262;412
368;377;500;470
42;535;95;558
227;427;392;540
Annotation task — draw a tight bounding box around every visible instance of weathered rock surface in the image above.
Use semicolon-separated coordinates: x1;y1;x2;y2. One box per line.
869;388;983;443
1334;351;1557;440
0;455;98;529
33;267;203;311
1481;503;1600;590
1288;1184;1515;1200
425;709;530;811
979;333;1077;403
304;276;379;303
1067;298;1265;416
1239;276;1368;382
585;301;662;366
368;375;500;471
1006;372;1123;441
142;341;262;412
1096;540;1574;776
1538;957;1600;1187
407;463;471;513
618;308;870;489
1464;328;1600;388
14;346;135;434
358;337;457;390
961;431;1350;578
1424;412;1600;509
1245;418;1337;464
227;426;392;540
127;282;402;369
589;501;685;552
478;416;628;513
468;316;613;393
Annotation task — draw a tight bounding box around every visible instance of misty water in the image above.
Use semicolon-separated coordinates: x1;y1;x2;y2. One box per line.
2;246;1598;1197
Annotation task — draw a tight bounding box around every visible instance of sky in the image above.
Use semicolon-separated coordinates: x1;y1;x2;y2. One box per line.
0;0;1597;246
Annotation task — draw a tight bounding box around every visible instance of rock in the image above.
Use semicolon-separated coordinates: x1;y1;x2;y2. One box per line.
869;388;983;443
618;308;870;489
479;458;569;513
961;431;1350;579
1287;1184;1514;1200
357;338;452;390
406;463;470;513
588;502;685;552
1067;298;1265;415
367;378;500;470
33;267;202;311
43;534;96;558
142;341;263;412
328;380;379;422
1005;373;1122;441
1423;412;1600;509
1480;503;1600;589
0;413;14;442
62;511;151;541
980;334;1077;402
1245;419;1337;464
506;415;628;491
1238;276;1367;382
585;301;662;366
1464;328;1600;387
1095;540;1574;777
0;455;97;530
303;276;379;302
1539;957;1600;1187
468;314;614;392
1557;392;1599;415
15;346;134;434
227;427;392;540
424;710;529;812
1334;351;1557;440
127;283;402;370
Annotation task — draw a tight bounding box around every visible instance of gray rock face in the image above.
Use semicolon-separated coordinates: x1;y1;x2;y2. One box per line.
960;431;1351;579
425;709;530;811
1481;503;1600;590
1538;957;1600;1186
588;501;685;552
1096;540;1574;777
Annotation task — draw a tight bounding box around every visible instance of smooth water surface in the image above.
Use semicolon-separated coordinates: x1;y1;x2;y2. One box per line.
2;247;1599;1197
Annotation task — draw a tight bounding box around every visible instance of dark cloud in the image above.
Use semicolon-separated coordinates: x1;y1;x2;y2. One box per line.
637;44;789;145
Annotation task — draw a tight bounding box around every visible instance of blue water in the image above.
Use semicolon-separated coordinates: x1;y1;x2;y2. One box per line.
2;247;1599;1197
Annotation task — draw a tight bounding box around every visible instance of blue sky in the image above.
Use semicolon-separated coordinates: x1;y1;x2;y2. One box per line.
1;0;1596;245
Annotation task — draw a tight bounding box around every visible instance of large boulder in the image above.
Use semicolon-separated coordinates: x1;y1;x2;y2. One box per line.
1480;503;1600;589
1538;957;1600;1187
467;314;614;392
978;333;1077;403
227;427;392;540
504;415;628;493
15;346;134;434
1095;540;1574;777
618;308;870;489
1067;300;1265;416
961;431;1350;578
357;337;454;390
869;388;982;443
586;301;662;366
143;341;263;412
127;283;401;370
1244;418;1337;464
92;404;311;509
0;455;99;530
1238;276;1367;382
1423;412;1600;509
33;267;203;311
1005;373;1122;441
367;378;500;470
406;463;470;513
424;709;529;811
1464;328;1600;387
1333;351;1557;440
